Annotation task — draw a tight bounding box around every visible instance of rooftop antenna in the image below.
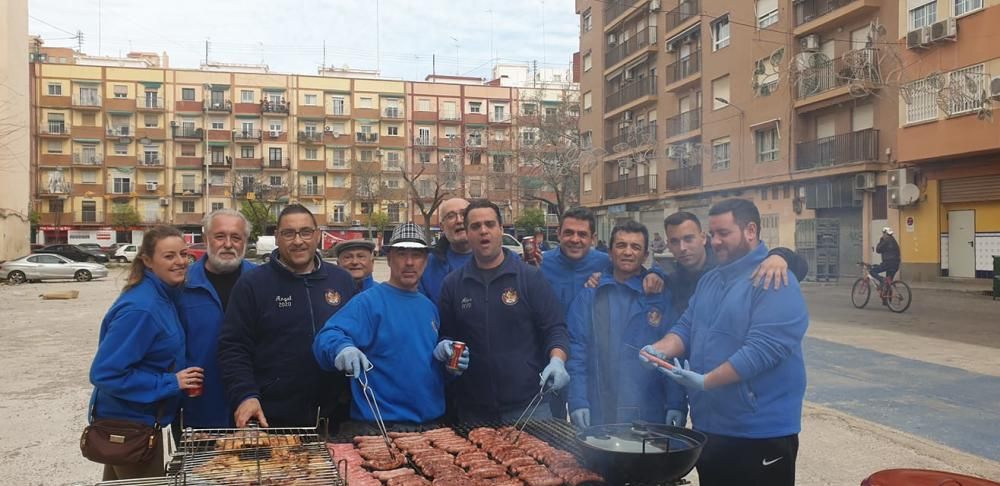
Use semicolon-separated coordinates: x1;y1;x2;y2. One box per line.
97;0;102;55
322;40;326;70
76;30;84;53
376;0;381;72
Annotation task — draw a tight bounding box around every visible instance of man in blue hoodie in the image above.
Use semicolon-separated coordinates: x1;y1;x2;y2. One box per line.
177;209;256;428
218;204;356;429
419;197;471;303
567;220;686;429
641;198;809;486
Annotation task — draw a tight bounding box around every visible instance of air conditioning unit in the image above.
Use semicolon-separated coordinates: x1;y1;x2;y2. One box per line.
623;111;634;121
352;219;362;226
888;168;920;207
159;198;170;207
990;76;1000;99
607;33;617;46
324;126;333;133
649;0;661;11
930;17;957;42
853;172;876;191
145;181;159;191
906;26;932;49
270;130;280;137
667;144;687;158
800;34;820;52
666;41;677;53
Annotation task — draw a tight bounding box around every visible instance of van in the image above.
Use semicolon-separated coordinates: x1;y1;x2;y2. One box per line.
255;235;277;261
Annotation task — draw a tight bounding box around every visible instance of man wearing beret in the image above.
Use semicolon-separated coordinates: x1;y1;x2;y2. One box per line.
335;239;377;293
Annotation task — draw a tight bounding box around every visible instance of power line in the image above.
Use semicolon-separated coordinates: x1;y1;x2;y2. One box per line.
28;15;77;36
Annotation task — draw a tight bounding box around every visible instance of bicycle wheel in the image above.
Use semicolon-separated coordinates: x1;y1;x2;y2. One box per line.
851;278;871;308
886;281;912;313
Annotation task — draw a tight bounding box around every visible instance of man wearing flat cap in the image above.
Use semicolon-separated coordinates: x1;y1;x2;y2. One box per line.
335;239;377;293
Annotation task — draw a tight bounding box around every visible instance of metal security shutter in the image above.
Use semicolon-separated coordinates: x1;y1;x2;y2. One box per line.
940;175;1000;203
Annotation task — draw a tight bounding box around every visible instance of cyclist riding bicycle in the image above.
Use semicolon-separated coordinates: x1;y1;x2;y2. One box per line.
871;227;901;293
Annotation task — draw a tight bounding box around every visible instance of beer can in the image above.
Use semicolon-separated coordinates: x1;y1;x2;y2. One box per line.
448;341;466;370
186;385;203;398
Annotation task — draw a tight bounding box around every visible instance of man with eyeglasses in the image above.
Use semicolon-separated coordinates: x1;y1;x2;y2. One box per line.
177;209;256;428
419;197;472;303
219;204;356;430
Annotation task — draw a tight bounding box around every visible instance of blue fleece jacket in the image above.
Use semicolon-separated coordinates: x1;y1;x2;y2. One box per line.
176;257;256;428
313;283;445;423
357;274;376;293
419;247;473;303
567;270;686;425
668;243;809;439
438;249;570;419
89;270;186;426
540;248;610;313
218;250;355;427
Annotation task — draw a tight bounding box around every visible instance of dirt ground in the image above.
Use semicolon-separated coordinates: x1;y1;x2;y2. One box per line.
0;265;997;485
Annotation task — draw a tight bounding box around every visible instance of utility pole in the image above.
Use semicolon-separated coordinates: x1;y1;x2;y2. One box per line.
76;30;84;53
376;0;381;73
204;39;209;64
322;40;326;71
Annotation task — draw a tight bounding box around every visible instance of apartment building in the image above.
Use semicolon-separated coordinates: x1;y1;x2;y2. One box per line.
1;0;30;260
577;0;900;278
895;0;1000;280
28;46;578;245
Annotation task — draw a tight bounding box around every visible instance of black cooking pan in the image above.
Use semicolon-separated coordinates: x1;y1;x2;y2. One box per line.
576;421;707;484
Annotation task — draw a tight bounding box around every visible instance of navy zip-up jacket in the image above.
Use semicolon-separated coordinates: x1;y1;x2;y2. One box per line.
176;256;256;428
438;249;570;419
218;250;355;427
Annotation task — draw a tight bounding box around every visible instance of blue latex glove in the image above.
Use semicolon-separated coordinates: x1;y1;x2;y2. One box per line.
638;345;669;372
666;409;686;427
334;346;371;377
539;356;570;391
570;408;591;429
433;340;470;375
666;358;706;391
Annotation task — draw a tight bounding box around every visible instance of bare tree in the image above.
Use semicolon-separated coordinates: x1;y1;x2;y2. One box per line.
231;174;290;239
353;159;389;239
399;144;452;238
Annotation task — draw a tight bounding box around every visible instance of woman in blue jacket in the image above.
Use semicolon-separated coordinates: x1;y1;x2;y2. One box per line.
89;226;204;480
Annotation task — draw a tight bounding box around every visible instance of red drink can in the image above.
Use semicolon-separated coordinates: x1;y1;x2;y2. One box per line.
186;385;203;398
522;237;536;264
448;341;466;370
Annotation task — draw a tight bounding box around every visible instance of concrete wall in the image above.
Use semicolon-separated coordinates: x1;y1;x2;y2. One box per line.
0;0;30;259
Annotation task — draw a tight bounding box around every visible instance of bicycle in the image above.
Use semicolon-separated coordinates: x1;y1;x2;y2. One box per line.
851;262;912;313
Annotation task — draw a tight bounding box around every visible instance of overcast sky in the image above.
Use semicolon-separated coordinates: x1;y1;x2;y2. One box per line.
28;0;579;80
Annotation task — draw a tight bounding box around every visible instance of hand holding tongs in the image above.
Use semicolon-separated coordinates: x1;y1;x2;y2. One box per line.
348;362;395;459
510;377;552;443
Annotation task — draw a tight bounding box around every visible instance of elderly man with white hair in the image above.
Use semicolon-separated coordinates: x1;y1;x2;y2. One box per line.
177;208;256;428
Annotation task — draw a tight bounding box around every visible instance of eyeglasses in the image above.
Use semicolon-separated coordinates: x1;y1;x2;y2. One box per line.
277;228;317;241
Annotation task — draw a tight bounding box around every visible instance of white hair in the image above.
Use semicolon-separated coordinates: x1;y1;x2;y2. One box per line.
202;208;251;239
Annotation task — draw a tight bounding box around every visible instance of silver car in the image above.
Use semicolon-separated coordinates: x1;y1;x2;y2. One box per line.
2;253;109;284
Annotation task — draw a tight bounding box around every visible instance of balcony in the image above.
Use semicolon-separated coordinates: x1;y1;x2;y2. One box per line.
39;181;71;196
74;212;105;224
605;174;658;200
440;113;462;123
40;124;70;137
414;136;436;148
666;109;701;138
793;0;879;35
234;129;262;142
328;107;349;118
72;95;101;109
204;100;232;113
300;184;323;197
265;157;290;170
605;123;657;154
665;50;701;88
138;156;164;168
605;28;652;68
488;113;512;124
138;97;164;111
298;131;323;144
466;137;486;150
262;99;290;114
795;128;879;171
666;164;703;190
606;76;658;112
794;48;879;104
356;132;379;145
382;108;404;119
73;153;103;166
173;183;204;196
206;155;232;168
172;126;205;140
107;126;134;139
665;0;700;33
604;0;640;24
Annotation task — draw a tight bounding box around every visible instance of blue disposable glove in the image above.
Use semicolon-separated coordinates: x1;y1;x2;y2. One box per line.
666;409;686;427
334;346;371;377
666;358;706;391
570;408;591;429
638;345;669;372
433;340;470;375
539;356;570;391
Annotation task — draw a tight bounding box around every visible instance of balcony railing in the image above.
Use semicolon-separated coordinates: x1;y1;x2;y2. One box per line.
207;156;232;168
266;157;290;169
666;0;700;31
40;181;71;195
204;100;233;112
73;153;103;165
666;164;703;190
606;28;651;67
666;109;701;137
605;174;658;200
467;137;486;149
298;131;323;143
173;183;204;196
41;124;69;136
794;0;857;26
138;156;163;167
329;107;348;116
795;128;879;171
140;97;163;110
356;132;379;144
605;123;657;153
261;99;289;114
75;212;104;224
794;48;879;99
172;127;205;139
383;108;404;119
300;184;323;196
489;113;512;123
414;136;435;147
606;76;658;111
234;129;262;141
604;0;640;22
440;113;462;121
72;95;101;107
666;50;701;85
107;126;133;137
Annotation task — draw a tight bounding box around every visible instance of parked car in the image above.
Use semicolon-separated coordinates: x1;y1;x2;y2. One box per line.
501;233;524;256
77;243;104;252
114;243;138;263
2;253;109;283
255;236;277;262
38;244;110;264
186;243;207;263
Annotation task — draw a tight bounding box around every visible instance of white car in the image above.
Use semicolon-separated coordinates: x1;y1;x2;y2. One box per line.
2;253;109;283
501;233;524;256
114;244;138;263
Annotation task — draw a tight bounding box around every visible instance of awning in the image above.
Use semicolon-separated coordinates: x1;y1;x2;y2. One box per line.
263;87;286;92
73;138;101;143
139;82;162;88
207;141;231;146
235;114;261;119
107;110;133;115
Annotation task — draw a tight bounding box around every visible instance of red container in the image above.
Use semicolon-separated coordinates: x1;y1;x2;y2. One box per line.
448;341;466;370
186;385;203;398
522;236;539;264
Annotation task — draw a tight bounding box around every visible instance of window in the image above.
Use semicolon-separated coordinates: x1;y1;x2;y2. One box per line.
545;107;557;117
181;144;196;157
583;173;592;192
211;202;225;211
387;126;399;136
909;1;937;29
386;152;401;168
47;113;65;133
711;15;730;51
269;147;283;162
211;119;225;130
360;150;373;162
386;179;400;189
948;64;988;115
582;11;592;32
470;152;482;165
182;200;195;213
419;180;432;197
954;0;982;16
581;131;593;149
333;205;346;223
470;180;482;198
50;199;64;213
81;171;97;184
904;77;937;123
81;201;97;222
269;175;283;186
241;90;254;103
209;172;226;186
241;145;255;158
583;91;592;112
304;94;318;105
47;140;63;153
181;88;195;101
361;202;373;215
492;155;507;172
332;175;347;187
712;76;731;109
444;126;459;137
754;49;782;96
113;177;132;193
522;103;537;115
305;148;319;160
114;143;128;155
331;96;346;115
493;105;507;121
332;148;347;167
521;129;536;145
144;114;158;127
269;121;283;132
469;101;482;113
359;97;374;108
418;152;431;164
712;137;731;171
113;85;128;98
417;99;431;111
47;83;62;96
82;113;96;126
755;127;779;162
756;0;778;28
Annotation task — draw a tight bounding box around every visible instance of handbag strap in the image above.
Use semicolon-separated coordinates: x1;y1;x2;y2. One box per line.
91;361;174;429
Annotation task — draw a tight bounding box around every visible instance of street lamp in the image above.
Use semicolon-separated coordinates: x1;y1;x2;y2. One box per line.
714;97;745;115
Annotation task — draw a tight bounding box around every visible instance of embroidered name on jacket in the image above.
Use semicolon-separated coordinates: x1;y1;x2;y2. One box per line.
275;295;293;308
460;297;473;310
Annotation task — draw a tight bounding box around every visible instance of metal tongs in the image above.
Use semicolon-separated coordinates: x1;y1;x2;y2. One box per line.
510;377;552;443
349;362;395;458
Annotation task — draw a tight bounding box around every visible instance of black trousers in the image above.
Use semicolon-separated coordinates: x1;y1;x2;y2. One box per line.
696;433;798;486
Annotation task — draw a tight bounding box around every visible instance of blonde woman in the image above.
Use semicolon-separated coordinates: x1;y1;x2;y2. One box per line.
88;225;203;479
